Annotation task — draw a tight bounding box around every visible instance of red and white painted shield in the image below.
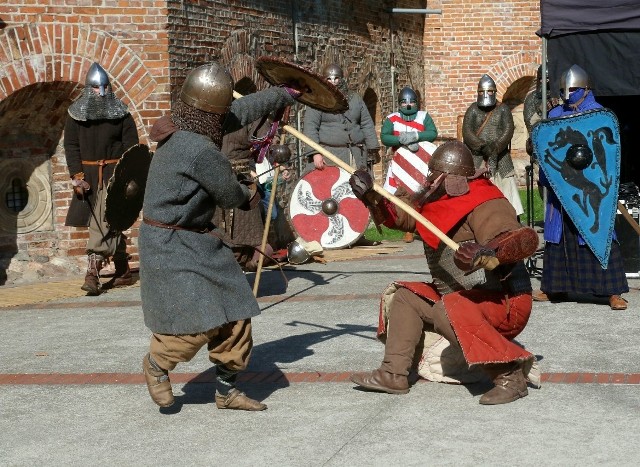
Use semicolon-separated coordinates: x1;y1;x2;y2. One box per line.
383;141;437;195
288;166;370;249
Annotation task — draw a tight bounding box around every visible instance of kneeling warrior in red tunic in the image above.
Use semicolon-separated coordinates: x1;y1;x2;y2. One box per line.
348;141;539;405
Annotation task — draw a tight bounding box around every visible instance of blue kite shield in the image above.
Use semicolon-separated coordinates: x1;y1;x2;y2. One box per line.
532;108;621;268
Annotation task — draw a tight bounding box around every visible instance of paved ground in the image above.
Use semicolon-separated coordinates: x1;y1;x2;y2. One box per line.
1;240;639;466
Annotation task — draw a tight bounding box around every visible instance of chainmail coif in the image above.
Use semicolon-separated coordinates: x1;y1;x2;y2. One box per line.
67;86;130;121
171;99;226;147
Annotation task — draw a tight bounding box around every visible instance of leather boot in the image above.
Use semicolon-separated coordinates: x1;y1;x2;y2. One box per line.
479;362;528;405
81;254;103;295
350;368;410;394
112;256;134;287
403;231;415;243
143;353;174;407
215;388;267;411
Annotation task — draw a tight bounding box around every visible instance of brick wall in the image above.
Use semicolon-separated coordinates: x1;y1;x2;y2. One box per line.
0;0;541;281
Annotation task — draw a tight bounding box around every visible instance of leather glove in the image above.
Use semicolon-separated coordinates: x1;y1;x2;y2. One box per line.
71;173;90;199
397;132;419;145
349;168;374;200
367;148;381;164
407;142;420;152
481;141;499;157
453;242;500;272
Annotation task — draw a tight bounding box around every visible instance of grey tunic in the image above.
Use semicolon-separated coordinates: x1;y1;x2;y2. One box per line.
140;88;295;334
302;92;379;169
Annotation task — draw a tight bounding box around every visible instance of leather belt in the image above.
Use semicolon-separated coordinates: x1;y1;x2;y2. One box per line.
143;216;213;234
82;159;120;189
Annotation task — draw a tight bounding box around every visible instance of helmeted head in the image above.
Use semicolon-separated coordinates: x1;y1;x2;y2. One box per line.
180;62;234;114
477;74;497;108
559;64;590;101
322;63;348;95
172;62;235;145
323;63;344;82
86;62;111;97
429;141;476;177
415;141;485;204
398;87;419;118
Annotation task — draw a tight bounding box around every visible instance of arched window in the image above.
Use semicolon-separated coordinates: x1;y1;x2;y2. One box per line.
5;178;29;213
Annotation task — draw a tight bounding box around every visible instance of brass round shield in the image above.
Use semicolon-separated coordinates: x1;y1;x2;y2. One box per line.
256;57;349;114
105;144;152;232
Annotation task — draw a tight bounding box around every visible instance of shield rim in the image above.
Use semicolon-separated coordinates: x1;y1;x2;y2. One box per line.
256;57;349;114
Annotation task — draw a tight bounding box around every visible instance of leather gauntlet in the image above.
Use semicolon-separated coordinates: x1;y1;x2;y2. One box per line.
453;242;499;272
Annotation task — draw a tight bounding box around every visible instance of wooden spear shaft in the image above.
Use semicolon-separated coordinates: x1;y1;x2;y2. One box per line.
231;90;459;251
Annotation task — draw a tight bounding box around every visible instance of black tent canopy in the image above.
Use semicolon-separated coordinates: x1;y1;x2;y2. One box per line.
538;0;640;96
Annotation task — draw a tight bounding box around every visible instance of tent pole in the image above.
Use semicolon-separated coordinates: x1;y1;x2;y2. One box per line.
542;37;548;119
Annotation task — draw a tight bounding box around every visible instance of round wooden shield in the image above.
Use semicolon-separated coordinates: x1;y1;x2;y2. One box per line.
256;57;349;114
383;141;437;196
288;166;370;249
105;144;152;232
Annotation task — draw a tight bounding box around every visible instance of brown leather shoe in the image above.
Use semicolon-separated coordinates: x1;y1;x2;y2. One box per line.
111;258;134;287
609;295;627;310
350;368;409;394
403;231;415;243
479;363;528;405
215;388;267;411
143;353;174;407
81;272;102;295
532;290;568;302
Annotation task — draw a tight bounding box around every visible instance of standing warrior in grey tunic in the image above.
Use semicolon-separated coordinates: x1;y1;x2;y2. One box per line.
303;63;380;173
463;74;523;216
140;62;300;411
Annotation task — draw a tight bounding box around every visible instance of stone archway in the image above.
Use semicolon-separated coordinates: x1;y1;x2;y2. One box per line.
0;24;160;284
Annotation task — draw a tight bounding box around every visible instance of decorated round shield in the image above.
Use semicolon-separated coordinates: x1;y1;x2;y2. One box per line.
288;166;370;249
256;57;349;114
383;141;437;195
105;144;152;232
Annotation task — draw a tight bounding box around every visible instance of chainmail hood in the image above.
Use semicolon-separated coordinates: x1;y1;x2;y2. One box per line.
67;86;130;121
171;98;225;147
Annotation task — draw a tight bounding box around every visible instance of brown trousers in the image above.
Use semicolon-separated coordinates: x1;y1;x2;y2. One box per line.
87;186;127;259
149;319;253;372
382;288;459;376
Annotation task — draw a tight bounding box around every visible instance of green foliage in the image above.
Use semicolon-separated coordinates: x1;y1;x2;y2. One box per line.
364;224;406;242
519;188;545;226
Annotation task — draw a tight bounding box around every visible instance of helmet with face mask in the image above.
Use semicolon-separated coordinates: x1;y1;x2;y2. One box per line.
322;63;348;96
559;64;590;101
398;87;419;119
86;62;111;96
67;62;128;121
476;74;497;108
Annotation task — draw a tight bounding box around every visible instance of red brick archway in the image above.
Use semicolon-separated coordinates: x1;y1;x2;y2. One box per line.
0;23;158;142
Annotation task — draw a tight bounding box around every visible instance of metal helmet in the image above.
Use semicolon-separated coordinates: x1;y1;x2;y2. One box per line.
398;87;419;116
428;141;476;177
287;240;311;265
180;62;234;114
85;62;111;96
559;64;590;100
322;63;344;81
476;74;497;107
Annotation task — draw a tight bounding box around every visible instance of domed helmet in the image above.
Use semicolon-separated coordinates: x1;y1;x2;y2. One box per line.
180;62;234;114
559;64;589;101
287;240;311;265
428;141;476;177
323;63;344;82
477;74;497;108
398;87;419;117
85;62;111;96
